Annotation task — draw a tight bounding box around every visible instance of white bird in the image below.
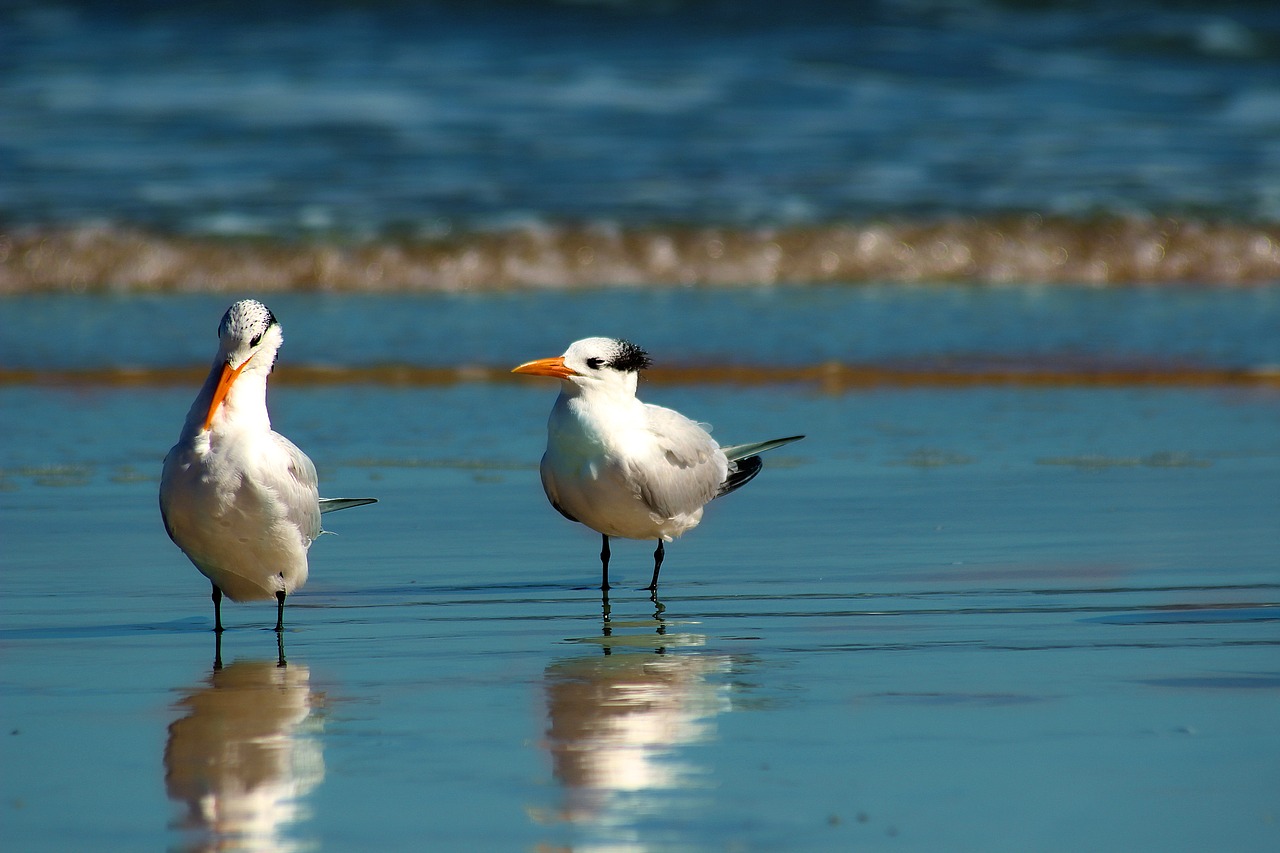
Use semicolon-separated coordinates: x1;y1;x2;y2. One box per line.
512;337;803;593
160;300;375;633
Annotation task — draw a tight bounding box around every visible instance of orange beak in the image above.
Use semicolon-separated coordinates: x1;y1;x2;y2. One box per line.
511;356;578;380
203;360;247;431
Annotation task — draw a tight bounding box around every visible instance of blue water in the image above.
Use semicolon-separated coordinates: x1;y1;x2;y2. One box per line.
3;0;1279;236
2;287;1280;851
4;286;1280;371
3;2;1280;848
2;376;1278;851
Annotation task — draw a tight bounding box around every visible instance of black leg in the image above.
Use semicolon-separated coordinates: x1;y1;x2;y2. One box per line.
211;583;225;633
212;631;224;671
600;534;611;591
646;540;665;592
274;590;286;633
276;630;287;668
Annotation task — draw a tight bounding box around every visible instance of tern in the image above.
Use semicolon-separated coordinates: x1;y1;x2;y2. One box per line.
160;299;375;633
513;337;803;593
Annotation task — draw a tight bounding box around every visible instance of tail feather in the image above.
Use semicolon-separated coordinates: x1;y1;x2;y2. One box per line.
716;454;763;498
719;434;805;462
319;497;378;514
715;435;803;499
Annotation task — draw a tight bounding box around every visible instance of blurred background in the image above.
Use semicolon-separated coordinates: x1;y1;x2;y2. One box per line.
2;0;1278;290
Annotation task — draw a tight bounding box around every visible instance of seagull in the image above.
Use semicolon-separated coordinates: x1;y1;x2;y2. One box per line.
512;337;803;593
160;299;375;633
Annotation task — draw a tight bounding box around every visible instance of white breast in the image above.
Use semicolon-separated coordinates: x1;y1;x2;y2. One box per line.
160;428;317;601
540;391;724;542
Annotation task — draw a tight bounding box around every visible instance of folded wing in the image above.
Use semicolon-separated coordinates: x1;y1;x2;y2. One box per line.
631;404;727;519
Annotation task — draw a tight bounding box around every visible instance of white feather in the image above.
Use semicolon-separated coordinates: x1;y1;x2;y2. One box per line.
159;300;374;620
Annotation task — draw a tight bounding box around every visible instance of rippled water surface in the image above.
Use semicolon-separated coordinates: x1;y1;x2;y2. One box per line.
5;0;1279;231
3;289;1278;852
3;0;1280;289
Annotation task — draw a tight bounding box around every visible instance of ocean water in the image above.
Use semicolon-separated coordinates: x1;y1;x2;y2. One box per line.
2;290;1279;852
2;2;1280;851
2;0;1279;288
3;286;1280;373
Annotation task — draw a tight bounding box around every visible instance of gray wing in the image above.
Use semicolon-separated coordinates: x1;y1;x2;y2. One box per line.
630;404;727;519
271;432;323;544
319;497;378;514
720;435;805;462
716;435;805;498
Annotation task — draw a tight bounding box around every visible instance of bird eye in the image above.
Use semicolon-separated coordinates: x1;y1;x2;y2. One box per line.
250;332;264;347
586;357;604;370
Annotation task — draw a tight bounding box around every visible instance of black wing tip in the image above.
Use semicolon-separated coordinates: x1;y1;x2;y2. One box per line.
716;454;764;498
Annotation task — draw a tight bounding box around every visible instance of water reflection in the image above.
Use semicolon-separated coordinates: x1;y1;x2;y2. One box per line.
165;637;324;853
536;603;733;847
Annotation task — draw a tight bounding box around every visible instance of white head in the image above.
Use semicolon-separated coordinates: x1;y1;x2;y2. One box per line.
216;299;282;368
512;337;652;397
203;299;284;430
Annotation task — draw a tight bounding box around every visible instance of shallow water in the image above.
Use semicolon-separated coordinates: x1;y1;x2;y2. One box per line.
2;289;1278;851
5;286;1280;373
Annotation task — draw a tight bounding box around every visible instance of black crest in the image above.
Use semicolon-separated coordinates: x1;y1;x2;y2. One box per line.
609;339;652;372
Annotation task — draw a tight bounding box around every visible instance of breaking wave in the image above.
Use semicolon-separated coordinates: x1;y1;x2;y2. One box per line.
3;216;1278;293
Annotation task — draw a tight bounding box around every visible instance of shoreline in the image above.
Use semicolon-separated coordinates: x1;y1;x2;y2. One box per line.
5;362;1277;390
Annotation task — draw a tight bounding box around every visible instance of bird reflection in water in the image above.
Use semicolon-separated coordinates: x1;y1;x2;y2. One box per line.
165;635;324;853
535;599;734;840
